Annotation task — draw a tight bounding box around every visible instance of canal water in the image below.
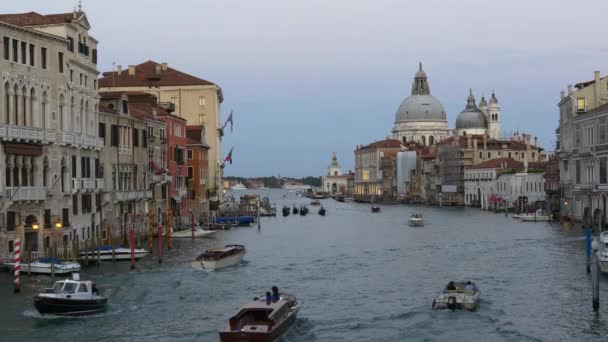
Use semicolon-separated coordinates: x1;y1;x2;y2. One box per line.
1;189;608;341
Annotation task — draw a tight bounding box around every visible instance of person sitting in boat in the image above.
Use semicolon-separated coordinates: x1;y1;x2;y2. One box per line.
464;281;474;292
272;286;280;302
446;281;456;291
92;284;99;295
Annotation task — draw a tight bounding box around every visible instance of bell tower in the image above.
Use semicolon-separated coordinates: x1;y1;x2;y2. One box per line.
488;91;500;139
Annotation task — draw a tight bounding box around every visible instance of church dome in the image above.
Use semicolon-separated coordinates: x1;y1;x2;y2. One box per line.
456;89;487;129
394;63;447;123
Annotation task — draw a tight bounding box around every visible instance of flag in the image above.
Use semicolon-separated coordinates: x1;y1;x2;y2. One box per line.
223;111;234;132
224;147;234;164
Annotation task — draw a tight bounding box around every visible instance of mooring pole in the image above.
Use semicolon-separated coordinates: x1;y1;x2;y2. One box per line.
257;200;261;230
157;222;163;264
130;224;135;270
592;237;600;311
148;211;153;255
13;238;20;293
586;225;592;274
191;211;195;240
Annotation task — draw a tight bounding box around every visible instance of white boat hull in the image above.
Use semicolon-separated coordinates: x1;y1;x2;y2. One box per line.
80;248;148;260
409;218;424;227
170;229;216;239
519;215;551;222
4;261;81;274
192;251;246;271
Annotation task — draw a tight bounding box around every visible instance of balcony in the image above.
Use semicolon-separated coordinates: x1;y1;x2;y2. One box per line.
72;179;81;193
82;179;96;190
6;186;47;202
114;189;152;202
60;132;74;145
96;179;104;189
59;133;104;150
119;145;132;155
178;187;187;198
150;173;172;184
0;124;55;144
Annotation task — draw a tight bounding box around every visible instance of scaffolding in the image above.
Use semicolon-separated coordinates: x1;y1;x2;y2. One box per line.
439;140;463;205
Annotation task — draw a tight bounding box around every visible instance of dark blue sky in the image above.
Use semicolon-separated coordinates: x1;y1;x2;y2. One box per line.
8;0;608;177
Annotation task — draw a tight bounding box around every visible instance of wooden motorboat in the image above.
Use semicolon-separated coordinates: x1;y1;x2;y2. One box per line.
79;246;148;261
432;281;480;311
318;207;326;216
219;287;301;342
310;200;321;206
167;226;217;239
371;205;381;213
34;274;107;316
409;214;424;227
192;245;246;271
5;257;81;274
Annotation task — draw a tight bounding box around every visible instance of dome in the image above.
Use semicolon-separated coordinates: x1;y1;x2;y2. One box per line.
395;94;447;122
455;90;487;129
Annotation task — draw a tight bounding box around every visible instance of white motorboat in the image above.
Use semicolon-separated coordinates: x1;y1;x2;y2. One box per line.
409;214;424;227
34;274;107;316
231;183;247;190
513;209;550;221
597;231;608;273
219;287;301;342
192;245;246;271
168;225;217;239
432;281;480;311
79;246;148;261
4;257;81;275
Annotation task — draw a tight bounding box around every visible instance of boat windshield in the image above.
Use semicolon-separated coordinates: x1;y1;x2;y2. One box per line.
62;282;77;293
52;282;65;293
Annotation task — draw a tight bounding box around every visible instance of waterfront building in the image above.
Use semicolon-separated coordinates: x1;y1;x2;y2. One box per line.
464;158;545;210
159;111;188;225
0;9;103;258
558;71;608;224
419;147;440;203
186;125;210;221
544;154;560;213
98;92;167;243
396;151;418;201
322;153;349;195
98;61;224;202
392;63;449;146
354;139;404;201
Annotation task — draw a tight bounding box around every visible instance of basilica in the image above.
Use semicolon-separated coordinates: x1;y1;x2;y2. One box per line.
392;63;501;145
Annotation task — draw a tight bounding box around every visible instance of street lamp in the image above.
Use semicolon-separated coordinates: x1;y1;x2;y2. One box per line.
32;223;39;230
54;219;63;229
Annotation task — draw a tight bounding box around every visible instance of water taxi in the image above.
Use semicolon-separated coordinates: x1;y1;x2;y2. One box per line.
432;281;480;311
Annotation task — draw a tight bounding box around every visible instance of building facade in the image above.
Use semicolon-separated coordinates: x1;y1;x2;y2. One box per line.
354;139;403;201
186;125;209;221
322;153;349;195
0;10;103;258
159;112;188;225
98;60;224;201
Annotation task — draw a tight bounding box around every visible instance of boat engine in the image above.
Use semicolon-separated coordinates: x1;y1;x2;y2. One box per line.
447;296;457;310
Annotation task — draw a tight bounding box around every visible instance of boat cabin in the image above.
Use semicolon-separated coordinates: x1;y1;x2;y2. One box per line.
45;279;99;298
228;299;289;333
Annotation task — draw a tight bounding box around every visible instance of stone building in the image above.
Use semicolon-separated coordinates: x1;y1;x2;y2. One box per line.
98;92;168;243
354;139;404;201
322;153;349;195
98;61;224;200
558;71;608;225
0;9;103;258
392;63;449;146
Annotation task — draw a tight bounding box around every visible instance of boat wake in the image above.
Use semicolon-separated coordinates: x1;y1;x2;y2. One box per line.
23;307;125;320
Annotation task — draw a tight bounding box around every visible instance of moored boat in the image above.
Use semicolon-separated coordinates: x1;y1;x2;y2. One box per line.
166;225;217;238
292;206;299;215
299;205;308;216
34;274;107;316
432;281;480;311
219;287;301;342
597;231;608;273
79;246;148;261
5;257;81;274
192;245;246;271
215;216;256;226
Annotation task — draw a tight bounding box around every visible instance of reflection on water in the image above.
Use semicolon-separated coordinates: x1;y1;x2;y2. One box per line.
1;189;608;341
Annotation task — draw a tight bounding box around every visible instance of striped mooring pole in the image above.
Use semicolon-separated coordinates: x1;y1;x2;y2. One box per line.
14;238;20;293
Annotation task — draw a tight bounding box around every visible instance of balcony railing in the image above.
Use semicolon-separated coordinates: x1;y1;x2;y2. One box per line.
0;124;55;144
72;179;81;192
6;186;47;201
119;145;132;155
82;179;96;190
96;179;104;189
59;132;104;150
178;187;187;198
115;189;152;202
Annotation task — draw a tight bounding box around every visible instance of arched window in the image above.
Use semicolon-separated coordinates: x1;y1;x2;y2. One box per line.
8;240;14;253
4;82;10;124
13;84;19;125
41;91;47;129
59;94;65;130
43;156;49;187
402;137;406;144
29;87;35;127
421;136;426;145
21;86;27;126
429;136;434;145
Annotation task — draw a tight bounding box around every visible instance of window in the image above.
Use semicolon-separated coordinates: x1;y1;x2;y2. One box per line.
487;152;491;158
78;283;88;293
20;41;26;64
92;48;97;64
95;158;101;178
98;122;106;141
79;73;83;85
576;98;586;112
70;70;74;82
170;97;178;104
122;100;128;114
62;208;70;227
41;47;47;69
575;124;582;147
187;167;193;179
575;160;581;184
133;128;139;147
199;96;206;106
3;37;8;60
199;114;205;124
508;152;512;158
142;131;147;148
160;128;166;141
110;125;119;146
479;152;482;158
71;156;77;178
7;212;15;231
601;158;607;184
58;52;64;73
81;156;86;178
12;39;18;62
28;44;34;66
174;125;181;137
82;194;92;213
44;209;51;228
600;117;607;144
187;150;193;159
84;75;88;87
363;170;370;181
73;194;79;215
93;80;97;90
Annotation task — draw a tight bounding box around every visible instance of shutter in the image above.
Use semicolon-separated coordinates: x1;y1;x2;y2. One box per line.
143;133;148;148
133;128;139;147
81;156;86;178
72;156;77;177
62;208;70;226
7;212;15;231
99;123;106;141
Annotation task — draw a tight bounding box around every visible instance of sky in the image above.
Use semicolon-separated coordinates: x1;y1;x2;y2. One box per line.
5;0;608;177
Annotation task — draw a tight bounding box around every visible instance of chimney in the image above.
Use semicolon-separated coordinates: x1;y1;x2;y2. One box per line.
155;65;161;75
568;85;573;95
560;91;565;100
534;136;538;147
128;65;136;76
117;65;122;74
594;71;601;107
161;62;168;71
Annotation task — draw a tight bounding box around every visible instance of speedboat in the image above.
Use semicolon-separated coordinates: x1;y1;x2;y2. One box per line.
167;225;217;238
371;205;381;213
514;209;550;221
34;274;107;316
409;214;424;227
192;245;246;271
432;281;480;311
310;200;321;206
597;232;608;273
282;206;290;217
219;287;301;342
318;207;326;216
231;183;247;190
79;245;148;261
4;257;80;275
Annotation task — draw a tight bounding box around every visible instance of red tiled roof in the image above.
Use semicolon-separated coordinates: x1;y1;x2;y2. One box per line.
357;139;403;151
129;102;168;121
0;11;78;27
99;60;217;88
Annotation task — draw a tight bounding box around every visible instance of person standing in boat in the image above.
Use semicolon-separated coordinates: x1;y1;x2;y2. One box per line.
272;286;280;302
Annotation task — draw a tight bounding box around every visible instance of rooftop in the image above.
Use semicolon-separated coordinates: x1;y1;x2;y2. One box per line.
0;11;80;27
357;139;403;151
